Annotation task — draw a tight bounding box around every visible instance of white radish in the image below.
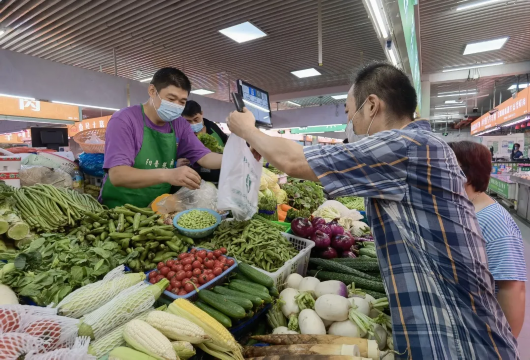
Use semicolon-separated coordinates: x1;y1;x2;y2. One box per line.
369;324;388;350
272;326;298;334
322;318;334;328
298;309;326;335
298;277;320;298
315;294;351;321
381;351;395;360
364;294;376;303
348;296;370;316
279;288;300;318
314;280;348;298
369;308;380;319
328;319;363;338
0;284;18;305
286;273;303;289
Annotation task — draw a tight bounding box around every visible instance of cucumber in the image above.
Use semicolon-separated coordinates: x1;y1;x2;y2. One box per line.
331;258;380;272
213;286;264;307
359;289;387;299
228;282;272;303
215;293;253;311
307;270;385;293
359;247;377;258
195;301;232;328
230;279;270;294
309;258;379;280
197;290;246;319
238;262;274;288
268;286;279;297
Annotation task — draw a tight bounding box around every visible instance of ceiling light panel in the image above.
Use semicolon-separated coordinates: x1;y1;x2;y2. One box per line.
442;62;503;72
508;83;529;90
331;94;348;100
456;0;502;11
219;22;266;43
291;68;321;78
190;89;215;95
463;37;508;55
140;78;152;83
445;100;464;104
287;101;301;107
437;91;477;98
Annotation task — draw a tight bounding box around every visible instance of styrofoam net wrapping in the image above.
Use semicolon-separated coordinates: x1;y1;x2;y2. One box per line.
20;314;79;352
82;282;155;340
0;333;42;359
0;305;57;334
26;336;96;360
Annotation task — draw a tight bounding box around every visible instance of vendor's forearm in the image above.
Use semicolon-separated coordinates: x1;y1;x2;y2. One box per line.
197;152;222;169
109;166;167;188
497;280;525;337
244;127;318;181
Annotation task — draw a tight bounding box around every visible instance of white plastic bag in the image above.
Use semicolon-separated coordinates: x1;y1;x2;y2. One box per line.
217;135;262;220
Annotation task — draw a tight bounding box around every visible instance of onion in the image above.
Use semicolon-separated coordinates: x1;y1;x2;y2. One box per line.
320;247;338;259
311;216;326;227
314;224;332;237
311;230;331;248
291;217;315;239
327;220;345;236
342;250;357;258
331;234;353;251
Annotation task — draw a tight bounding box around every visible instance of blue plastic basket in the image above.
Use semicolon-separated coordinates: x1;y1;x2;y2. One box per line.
173;208;221;239
229;303;272;341
146;247;238;302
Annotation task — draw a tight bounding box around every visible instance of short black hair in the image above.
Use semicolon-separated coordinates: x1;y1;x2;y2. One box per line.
150;67;191;93
182;100;202;117
352;61;417;120
514;143;521;148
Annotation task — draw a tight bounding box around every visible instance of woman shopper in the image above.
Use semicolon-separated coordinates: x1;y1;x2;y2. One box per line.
449;140;527;337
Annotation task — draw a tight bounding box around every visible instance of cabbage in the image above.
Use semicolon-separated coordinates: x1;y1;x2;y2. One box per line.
263;188;274;198
313;206;341;222
351;221;370;237
260;176;268;191
275;189;287;205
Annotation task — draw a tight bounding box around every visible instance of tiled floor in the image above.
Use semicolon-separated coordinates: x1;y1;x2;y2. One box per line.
512;217;530;359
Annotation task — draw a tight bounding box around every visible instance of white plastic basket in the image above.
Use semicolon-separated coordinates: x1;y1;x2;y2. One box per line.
251;232;314;291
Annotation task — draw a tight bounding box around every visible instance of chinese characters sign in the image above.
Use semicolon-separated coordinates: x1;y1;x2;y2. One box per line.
68;116;111;137
0;96;79;121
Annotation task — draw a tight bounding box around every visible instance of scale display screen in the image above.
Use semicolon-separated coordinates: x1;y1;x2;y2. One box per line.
237;80;272;128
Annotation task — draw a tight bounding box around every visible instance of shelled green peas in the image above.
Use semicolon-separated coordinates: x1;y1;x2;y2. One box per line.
177;210;217;229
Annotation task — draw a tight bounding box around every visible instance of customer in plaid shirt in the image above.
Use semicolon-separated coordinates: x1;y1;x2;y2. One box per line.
227;62;520;359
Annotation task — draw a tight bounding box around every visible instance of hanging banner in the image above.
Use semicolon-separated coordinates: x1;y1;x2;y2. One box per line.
0;96;79;121
471;87;529;135
68;116;111;137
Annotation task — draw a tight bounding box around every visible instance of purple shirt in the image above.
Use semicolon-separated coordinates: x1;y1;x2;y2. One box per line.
101;105;210;188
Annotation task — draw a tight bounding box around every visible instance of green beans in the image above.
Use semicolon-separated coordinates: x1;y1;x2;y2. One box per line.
176;210;217;230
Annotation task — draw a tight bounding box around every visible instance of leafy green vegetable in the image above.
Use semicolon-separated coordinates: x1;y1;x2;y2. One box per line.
198;133;224;153
258;192;278;221
282;181;325;213
285;208;311;223
336;196;365;211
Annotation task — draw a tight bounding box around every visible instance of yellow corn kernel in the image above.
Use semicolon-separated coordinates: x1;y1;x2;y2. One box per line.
147;311;210;344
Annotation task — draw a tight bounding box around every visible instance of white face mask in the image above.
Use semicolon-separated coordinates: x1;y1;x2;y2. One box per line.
346;98;378;143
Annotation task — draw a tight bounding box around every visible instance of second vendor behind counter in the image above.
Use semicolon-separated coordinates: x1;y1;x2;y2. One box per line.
182;100;228;183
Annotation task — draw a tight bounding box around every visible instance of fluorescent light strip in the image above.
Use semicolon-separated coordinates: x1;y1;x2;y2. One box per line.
463;37;508;55
437;91;478;98
369;0;389;38
287;101;301;107
508;83;529;90
435;105;467;109
242;99;270;113
501;116;530;127
140;77;152;83
442;62;503;73
291;68;321;78
0;93;35;100
445;100;464;104
52;101;119;111
457;0;502;11
438;90;477;95
388;47;398;66
476;126;500;136
331;94;348;100
190;89;215;95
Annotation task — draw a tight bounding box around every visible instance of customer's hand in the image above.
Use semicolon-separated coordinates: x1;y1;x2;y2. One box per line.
227;107;256;139
164;167;201;190
176;158;190;167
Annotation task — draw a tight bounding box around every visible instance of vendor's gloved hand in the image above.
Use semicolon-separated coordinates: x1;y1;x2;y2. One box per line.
164;166;201;190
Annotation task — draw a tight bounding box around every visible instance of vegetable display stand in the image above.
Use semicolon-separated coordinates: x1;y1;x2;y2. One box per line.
229;303;272;341
271;221;291;233
251;233;314;291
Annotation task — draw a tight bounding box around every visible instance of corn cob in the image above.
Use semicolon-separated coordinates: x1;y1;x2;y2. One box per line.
167;299;243;360
147;311;210;344
109;346;159;360
123;319;176;360
171;341;195;360
79;279;168;340
57;271;146;318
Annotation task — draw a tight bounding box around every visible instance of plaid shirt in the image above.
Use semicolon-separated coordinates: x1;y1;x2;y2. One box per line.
304;120;519;360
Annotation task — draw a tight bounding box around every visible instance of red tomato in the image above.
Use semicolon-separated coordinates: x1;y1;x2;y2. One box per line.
166;260;176;267
192;268;202;276
170;278;180;287
175;271;186;281
213;250;222;258
204;260;215;269
213;260;221;268
223;265;229;271
207;252;214;259
157;262;165;270
204;269;213;274
192;260;202;269
207;273;216;282
184;264;193;272
178;253;188;260
213;267;223;276
195;256;203;264
167;271;176;279
184;282;195;293
218;256;227;264
175;264;184;271
149;277;157;284
200;264;205;270
190;248;197;254
181;257;193;265
166;285;172;292
185;271;193;278
178;289;188;296
226;259;235;266
190;276;198;283
182;278;190;284
171;265;180;272
174;281;182;289
198;274;208;284
171;288;179;294
197;250;207;259
159;267;170;276
220;247;227;254
155;275;165;282
148;271;158;279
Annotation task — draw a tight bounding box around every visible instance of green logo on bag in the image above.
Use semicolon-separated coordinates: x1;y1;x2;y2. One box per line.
246;175;252;193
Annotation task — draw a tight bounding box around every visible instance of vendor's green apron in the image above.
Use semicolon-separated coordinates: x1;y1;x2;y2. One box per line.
101;105;177;208
209;130;224;148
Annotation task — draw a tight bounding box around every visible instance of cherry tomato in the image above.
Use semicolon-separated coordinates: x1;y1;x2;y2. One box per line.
166;285;172;292
171;288;179;294
178;253;188;260
170;278;180;287
182;278;190;284
171;265;180;272
159;266;170;276
192;260;202;269
195;256;203;264
175;271;186;281
226;259;235;266
166;260;176;267
155;275;165;282
213;260;221;268
149;277;157;284
220;247;227;254
149;271;158;279
178;289;187;296
190;276;198;283
184;282;195;293
207;273;215;282
185;271;193;278
213;267;222;276
167;271;176;279
192;268;202;276
223;265;229;271
181;257;193;265
198;274;208;285
174;281;182;289
200;264;205;270
218;256;227;264
157;262;165;270
213;250;222;258
184;264;193;272
190;248;197;254
207;252;214;259
197;250;207;259
204;269;213;274
175;264;184;271
204;260;215;269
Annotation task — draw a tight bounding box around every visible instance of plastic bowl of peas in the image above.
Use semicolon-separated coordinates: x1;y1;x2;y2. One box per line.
173;208;222;239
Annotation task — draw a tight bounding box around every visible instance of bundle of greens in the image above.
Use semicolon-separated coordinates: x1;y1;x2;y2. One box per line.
258;191;278;221
285;208;311;223
336;196;365;211
197;133;224;153
0;234;132;306
282;181;325;214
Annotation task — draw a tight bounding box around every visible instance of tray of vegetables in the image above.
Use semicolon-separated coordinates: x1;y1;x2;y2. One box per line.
146;247;237;301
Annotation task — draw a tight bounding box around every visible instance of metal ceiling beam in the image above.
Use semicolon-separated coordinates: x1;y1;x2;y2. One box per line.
423;61;530;84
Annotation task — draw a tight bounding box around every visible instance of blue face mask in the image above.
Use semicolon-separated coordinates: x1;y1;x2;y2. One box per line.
190;122;204;133
152;92;184;122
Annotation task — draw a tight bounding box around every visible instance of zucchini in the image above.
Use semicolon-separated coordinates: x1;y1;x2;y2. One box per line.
238;262;274;288
215;293;253;311
230;279;270;294
197;290;246;319
213;286;264;307
228;282;272;303
309;258;380;280
331;258;380;272
307;270;385;293
194;301;232;328
359;247;377;258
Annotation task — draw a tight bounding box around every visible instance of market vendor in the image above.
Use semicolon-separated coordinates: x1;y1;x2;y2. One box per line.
101;67;222;208
227;62;519;359
511;142;523;160
181;100;228;183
